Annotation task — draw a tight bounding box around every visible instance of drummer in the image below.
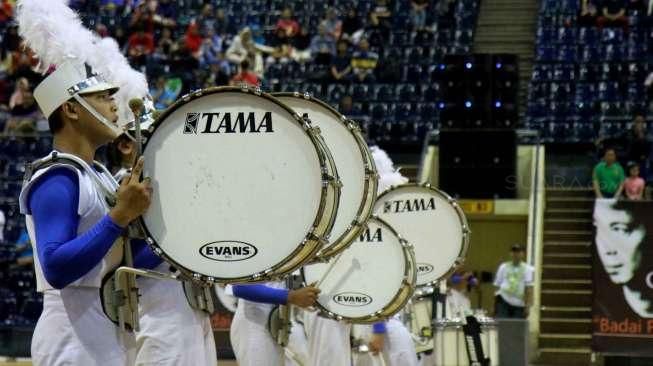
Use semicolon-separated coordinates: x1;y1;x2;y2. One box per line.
106;125;218;366
229;282;320;366
19;60;151;365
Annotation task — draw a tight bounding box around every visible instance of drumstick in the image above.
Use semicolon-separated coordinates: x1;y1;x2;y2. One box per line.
315;251;345;289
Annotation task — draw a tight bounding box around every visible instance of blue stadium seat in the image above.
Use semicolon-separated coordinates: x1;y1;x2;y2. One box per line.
373;85;396;102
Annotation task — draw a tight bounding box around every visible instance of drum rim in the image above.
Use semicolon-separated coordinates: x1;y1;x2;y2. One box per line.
302;216;416;324
375;183;471;288
138;86;336;284
272;92;379;261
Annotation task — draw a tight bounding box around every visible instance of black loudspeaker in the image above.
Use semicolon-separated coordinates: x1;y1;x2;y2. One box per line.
439;129;517;199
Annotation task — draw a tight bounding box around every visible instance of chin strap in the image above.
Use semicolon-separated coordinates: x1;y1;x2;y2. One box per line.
71;94;134;141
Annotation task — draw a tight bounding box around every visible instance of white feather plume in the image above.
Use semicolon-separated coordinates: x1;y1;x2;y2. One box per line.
371;146;408;193
16;0;149;126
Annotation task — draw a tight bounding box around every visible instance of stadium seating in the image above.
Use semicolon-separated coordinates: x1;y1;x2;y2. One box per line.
527;0;651;143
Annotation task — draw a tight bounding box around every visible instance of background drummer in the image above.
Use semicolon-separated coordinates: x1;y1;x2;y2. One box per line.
228;282;319;366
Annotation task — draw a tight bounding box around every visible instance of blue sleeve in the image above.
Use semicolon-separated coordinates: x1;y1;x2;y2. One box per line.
373;322;387;334
131;239;163;270
232;284;289;305
28;168;124;289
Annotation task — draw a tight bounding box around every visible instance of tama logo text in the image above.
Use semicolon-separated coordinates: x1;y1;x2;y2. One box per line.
358;227;382;242
333;292;373;307
183;112;273;134
383;197;436;214
417;263;434;275
199;241;258;262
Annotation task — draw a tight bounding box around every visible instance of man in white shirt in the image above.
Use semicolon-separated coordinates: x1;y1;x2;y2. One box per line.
493;244;534;318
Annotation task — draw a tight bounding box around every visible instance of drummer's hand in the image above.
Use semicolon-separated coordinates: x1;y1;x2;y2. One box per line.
368;334;385;355
287;285;320;308
110;157;152;227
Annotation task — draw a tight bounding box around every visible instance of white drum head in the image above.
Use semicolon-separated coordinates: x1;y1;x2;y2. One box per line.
275;94;377;260
302;217;415;322
374;184;469;286
141;88;325;281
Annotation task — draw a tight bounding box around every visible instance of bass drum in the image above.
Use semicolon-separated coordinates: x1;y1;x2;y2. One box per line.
273;93;378;262
374;184;470;286
140;86;340;283
302;217;416;323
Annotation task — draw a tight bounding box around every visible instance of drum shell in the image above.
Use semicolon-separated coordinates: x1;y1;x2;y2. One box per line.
273;93;378;262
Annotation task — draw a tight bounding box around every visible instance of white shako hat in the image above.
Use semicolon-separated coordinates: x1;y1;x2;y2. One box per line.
33;59;119;119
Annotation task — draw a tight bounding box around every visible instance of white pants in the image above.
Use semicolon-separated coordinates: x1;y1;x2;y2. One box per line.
352;319;419;366
230;300;284;366
135;272;216;366
286;318;310;366
31;288;135;366
303;310;351;366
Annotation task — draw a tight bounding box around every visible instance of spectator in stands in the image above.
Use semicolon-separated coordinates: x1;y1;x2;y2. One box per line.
9;78;31;112
150;76;177;110
351;39;379;82
1;23;20;58
321;8;343;40
0;0;13;24
214;8;234;36
196;3;215;34
493;244;534;318
411;0;430;31
113;26;128;48
623;162;646;200
292;27;312;63
623;115;650;179
230;60;260;87
370;0;393;30
127;24;155;66
276;7;300;39
185;22;204;59
597;0;628;30
226;27;265;78
129;1;155;33
578;0;599;27
199;29;225;66
157;0;177;20
156;27;175;57
330;40;353;82
341;8;364;43
310;23;336;65
205;61;231;87
593;148;626;198
365;12;391;49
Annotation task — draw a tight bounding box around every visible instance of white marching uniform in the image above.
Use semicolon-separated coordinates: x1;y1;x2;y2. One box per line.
303;310;351;366
134;264;217;366
353;317;419;366
229;282;285;366
19;153;135;366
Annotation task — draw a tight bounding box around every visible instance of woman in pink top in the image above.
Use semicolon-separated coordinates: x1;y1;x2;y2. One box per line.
624;163;645;200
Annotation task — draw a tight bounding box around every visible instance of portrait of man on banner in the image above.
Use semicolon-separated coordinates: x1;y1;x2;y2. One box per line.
592;199;653;355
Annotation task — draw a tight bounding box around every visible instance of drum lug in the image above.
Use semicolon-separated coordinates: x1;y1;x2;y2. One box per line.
302;92;311;100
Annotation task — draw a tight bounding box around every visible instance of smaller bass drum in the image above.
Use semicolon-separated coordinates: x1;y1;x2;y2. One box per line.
302;217;416;323
374;183;470;287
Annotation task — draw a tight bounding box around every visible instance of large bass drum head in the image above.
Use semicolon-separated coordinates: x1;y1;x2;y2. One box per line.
141;87;324;281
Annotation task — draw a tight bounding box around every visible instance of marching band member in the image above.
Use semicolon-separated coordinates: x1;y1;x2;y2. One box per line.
229;282;320;366
18;59;150;366
352;146;419;366
106;125;218;366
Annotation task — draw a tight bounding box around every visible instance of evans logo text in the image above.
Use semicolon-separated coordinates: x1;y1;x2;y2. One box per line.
333;292;373;307
417;263;434;275
184;112;273;134
383;197;436;214
199;241;258;262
